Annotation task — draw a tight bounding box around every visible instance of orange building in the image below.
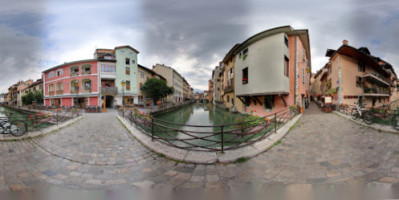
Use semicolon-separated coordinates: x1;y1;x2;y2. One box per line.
314;40;396;108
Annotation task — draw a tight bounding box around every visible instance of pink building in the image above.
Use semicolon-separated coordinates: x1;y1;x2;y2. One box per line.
43;59;99;107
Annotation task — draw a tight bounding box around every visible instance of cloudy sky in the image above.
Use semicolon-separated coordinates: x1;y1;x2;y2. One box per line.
1;0;398;93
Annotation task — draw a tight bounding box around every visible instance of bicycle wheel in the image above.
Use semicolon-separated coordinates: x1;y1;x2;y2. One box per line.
392;115;399;131
362;111;374;125
10;120;27;137
351;108;358;120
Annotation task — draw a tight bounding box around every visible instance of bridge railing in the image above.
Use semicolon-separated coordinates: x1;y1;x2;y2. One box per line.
119;108;298;152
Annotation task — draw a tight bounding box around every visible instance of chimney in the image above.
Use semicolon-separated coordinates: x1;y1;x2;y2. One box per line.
343;40;348;45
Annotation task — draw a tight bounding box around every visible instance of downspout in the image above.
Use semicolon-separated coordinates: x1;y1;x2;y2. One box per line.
295;36;298;105
338;55;342;105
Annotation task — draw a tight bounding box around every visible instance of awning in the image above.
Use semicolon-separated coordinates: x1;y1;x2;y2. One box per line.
325;87;338;95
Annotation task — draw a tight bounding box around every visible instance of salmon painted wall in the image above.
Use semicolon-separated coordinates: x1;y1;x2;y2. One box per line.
89;97;98;106
242;96;288;117
62;98;73;106
44;61;98;95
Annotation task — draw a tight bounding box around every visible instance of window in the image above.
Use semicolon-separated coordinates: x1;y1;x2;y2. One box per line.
302;68;305;83
125;58;130;65
70;65;79;76
227;95;230;103
139;83;143;90
284;36;289;47
132;60;136;64
48;71;55;78
242;67;248;84
328;66;332;74
82;79;91;93
56;82;63;91
264;96;274;110
126;81;130;90
70;80;79;93
139;71;145;78
101;64;116;73
284;56;289;77
230;68;233;77
126;67;130;75
56;69;63;76
356;76;363;87
243;48;248;55
358;61;365;72
82;64;91;75
302;48;306;61
49;84;54;92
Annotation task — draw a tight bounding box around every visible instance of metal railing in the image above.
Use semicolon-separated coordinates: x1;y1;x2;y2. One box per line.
101;87;118;95
119;108;297;152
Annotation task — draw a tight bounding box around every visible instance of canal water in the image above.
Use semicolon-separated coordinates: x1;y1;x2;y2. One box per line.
153;103;267;148
0;105;51;131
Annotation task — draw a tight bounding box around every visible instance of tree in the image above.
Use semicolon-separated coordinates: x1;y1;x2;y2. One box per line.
141;78;174;104
21;91;43;105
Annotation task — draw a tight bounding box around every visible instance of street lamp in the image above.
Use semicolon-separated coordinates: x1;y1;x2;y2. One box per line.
121;81;126;106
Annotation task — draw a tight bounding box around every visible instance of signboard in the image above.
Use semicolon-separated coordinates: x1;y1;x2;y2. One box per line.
325;96;332;103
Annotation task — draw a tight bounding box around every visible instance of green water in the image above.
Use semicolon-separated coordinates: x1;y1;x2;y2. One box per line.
0;106;51;131
146;103;271;149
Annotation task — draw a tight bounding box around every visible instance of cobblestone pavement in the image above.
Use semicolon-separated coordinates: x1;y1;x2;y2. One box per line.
1;104;399;196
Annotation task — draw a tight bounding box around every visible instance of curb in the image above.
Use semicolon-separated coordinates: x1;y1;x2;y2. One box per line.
0;116;83;141
333;111;398;134
117;114;303;164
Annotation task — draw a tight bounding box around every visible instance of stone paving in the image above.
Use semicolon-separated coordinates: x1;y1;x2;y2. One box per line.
1;104;399;197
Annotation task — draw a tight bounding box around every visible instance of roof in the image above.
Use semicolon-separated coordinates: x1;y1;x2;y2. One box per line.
114;45;140;54
138;64;166;81
222;44;240;63
326;44;394;77
42;59;97;73
153;64;185;80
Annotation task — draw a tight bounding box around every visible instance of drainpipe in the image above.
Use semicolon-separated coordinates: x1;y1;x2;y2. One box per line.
338;55;342;105
295;36;298;105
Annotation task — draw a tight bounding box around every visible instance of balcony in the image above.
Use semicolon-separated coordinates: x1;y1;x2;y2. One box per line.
362;73;389;86
101;87;117;95
49;91;55;96
56;90;63;95
70;72;79;77
224;84;234;93
363;86;390;97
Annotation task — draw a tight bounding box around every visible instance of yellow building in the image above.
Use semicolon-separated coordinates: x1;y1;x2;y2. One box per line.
137;64;166;106
221;44;245;112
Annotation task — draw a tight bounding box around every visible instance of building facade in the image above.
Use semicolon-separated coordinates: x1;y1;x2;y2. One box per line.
137;64;166;106
43;60;99;108
234;26;311;116
314;40;396;108
211;64;224;104
153;64;184;103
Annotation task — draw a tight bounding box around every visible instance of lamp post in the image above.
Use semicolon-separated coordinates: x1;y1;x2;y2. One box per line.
121;81;126;106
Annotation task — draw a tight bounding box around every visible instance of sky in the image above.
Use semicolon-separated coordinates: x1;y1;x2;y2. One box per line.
0;0;398;93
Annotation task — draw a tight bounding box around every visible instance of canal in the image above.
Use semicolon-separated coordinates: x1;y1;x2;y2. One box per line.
152;103;272;149
0;105;52;131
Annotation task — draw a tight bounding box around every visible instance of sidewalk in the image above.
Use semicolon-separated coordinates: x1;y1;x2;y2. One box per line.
334;111;398;133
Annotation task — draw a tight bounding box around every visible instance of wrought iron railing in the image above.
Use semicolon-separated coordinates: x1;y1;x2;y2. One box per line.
119;108;297;152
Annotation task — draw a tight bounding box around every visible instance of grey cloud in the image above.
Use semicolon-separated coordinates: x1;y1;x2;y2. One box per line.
142;0;250;89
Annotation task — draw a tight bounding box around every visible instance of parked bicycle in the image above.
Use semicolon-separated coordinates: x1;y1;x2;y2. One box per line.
362;105;399;130
0;112;27;137
351;102;373;124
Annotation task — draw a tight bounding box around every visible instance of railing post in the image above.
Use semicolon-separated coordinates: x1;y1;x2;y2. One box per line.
151;117;154;141
221;125;224;153
56;111;59;126
274;113;277;133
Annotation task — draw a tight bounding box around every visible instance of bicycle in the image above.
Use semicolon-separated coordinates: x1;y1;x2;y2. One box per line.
0;112;27;137
362;105;399;130
351;102;373;124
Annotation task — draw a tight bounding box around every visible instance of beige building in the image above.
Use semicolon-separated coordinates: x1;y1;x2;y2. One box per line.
211;64;224;104
153;64;184;103
15;79;34;106
314;40;396;108
137;64;166;106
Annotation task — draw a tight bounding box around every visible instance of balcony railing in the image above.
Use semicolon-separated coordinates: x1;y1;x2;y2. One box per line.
101;87;117;95
363;87;390;96
70;72;79;77
224;84;234;93
82;71;91;75
362;73;389;86
56;90;63;95
49;91;55;96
